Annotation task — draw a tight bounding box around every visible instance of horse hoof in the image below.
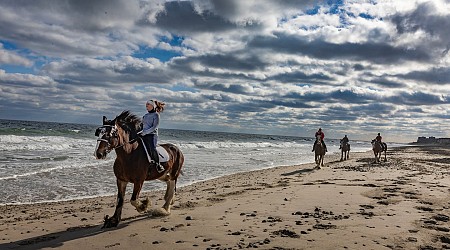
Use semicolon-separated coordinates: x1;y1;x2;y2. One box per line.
102;215;119;228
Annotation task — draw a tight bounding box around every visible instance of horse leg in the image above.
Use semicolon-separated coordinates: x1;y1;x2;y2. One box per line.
103;179;127;228
162;180;176;213
340;150;343;161
130;181;150;213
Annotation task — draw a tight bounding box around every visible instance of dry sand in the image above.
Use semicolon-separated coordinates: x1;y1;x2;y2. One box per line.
1;145;449;250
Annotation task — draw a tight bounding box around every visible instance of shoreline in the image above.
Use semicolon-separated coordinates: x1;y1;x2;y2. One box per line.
1;145;449;249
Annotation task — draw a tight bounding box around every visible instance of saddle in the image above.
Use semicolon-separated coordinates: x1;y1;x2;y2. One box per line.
139;138;170;163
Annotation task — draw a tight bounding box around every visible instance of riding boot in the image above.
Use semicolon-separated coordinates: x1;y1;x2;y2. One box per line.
312;141;316;152
150;149;164;173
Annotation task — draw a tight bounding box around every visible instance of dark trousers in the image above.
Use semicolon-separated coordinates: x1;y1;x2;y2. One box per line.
143;134;159;165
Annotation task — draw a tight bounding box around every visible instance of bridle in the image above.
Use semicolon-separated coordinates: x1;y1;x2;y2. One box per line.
95;125;138;155
95;125;121;154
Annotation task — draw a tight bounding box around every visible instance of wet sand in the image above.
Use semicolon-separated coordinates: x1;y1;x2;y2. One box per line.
1;145;449;250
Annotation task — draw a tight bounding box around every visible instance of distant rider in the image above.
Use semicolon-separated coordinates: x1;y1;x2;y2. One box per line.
375;133;385;151
137;99;165;173
340;135;349;149
312;128;327;152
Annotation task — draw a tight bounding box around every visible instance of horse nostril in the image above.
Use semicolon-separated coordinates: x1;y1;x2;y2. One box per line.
96;152;103;159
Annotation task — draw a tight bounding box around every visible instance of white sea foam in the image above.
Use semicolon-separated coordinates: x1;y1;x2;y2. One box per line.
0;135;94;151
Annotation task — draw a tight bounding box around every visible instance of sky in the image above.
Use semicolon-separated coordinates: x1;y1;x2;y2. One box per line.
0;0;449;143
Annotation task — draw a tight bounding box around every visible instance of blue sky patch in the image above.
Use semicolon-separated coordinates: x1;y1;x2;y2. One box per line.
132;46;182;62
132;35;185;62
0;40;17;50
169;84;198;93
1;65;34;74
359;13;375;20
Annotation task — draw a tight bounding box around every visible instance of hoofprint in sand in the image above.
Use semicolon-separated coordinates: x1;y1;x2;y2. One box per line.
0;146;449;250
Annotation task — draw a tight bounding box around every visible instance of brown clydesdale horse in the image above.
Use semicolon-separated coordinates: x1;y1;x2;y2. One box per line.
94;110;184;228
371;140;387;163
313;135;325;168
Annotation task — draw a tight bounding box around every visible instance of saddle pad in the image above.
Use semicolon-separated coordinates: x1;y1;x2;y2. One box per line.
139;137;170;163
156;145;170;163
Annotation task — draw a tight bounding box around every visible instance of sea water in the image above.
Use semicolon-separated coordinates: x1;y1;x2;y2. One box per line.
0;119;389;204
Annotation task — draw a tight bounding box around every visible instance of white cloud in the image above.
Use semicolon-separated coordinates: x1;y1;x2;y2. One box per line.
0;45;32;67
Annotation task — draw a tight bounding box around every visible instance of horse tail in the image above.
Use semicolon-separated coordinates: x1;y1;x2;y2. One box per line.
170;144;185;192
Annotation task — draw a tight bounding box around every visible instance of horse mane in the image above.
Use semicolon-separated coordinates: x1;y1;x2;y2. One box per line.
115;110;142;132
114;110;141;153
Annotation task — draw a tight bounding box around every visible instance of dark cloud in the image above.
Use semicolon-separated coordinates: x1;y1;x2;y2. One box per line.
41;58;174;86
248;32;430;64
397;67;450;85
187;53;267;71
194;82;253;95
387;91;448;106
267;71;334;84
366;77;407;88
152;1;261;34
284;89;372;104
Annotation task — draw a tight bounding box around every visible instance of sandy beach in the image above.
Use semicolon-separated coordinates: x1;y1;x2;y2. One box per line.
1;145;449;250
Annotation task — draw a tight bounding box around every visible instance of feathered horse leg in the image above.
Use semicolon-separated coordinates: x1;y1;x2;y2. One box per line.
103;179;127;228
130;180;150;213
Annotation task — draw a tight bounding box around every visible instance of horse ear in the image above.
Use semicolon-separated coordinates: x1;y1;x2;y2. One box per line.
103;116;108;125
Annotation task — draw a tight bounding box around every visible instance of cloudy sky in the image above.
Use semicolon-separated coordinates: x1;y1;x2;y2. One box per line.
1;0;449;142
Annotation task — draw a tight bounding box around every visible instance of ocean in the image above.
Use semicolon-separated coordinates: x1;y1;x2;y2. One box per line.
0;119;386;205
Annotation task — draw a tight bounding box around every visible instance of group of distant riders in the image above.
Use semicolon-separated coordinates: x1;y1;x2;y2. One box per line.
311;128;386;152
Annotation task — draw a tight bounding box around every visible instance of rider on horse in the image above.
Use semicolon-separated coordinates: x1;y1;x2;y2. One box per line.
375;133;385;151
340;135;349;149
137;99;165;173
312;128;327;152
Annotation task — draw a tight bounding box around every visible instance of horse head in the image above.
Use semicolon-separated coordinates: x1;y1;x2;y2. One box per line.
316;135;322;143
94;116;119;159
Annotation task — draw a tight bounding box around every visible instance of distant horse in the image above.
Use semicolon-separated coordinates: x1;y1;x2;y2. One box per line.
94;110;184;228
371;140;387;163
313;135;325;168
340;140;350;161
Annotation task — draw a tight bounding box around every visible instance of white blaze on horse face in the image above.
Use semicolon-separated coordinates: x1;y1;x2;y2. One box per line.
94;125;115;158
94;128;106;157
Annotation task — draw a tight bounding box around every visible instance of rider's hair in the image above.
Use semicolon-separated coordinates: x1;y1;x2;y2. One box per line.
154;100;165;113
